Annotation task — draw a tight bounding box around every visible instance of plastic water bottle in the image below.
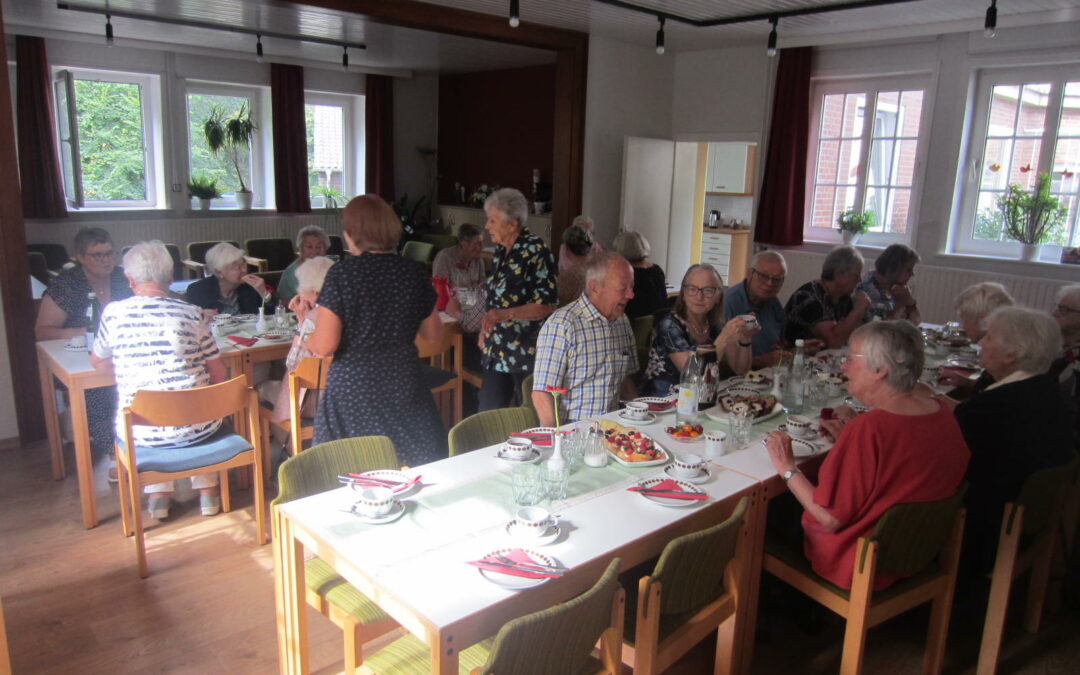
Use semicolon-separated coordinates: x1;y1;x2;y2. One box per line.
542;435;569;500
783;339;807;414
676;351;703;425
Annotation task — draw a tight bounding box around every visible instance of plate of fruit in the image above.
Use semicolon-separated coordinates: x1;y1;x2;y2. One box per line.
664;422;705;443
705;393;782;424
597;421;670;467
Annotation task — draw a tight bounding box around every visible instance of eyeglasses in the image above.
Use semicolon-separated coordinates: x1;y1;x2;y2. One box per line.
682;284;719;298
1055;304;1080;315
752;269;786;285
83;250;114;261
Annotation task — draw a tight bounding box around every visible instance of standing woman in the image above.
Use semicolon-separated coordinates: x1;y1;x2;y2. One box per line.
35;227;133;467
478;188;558;411
306;195;447;466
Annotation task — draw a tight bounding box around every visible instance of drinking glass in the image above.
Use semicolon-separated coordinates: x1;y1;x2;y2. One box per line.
542;462;569;501
728;411;753;448
511;463;544;506
807;378;830;410
457;287;479;310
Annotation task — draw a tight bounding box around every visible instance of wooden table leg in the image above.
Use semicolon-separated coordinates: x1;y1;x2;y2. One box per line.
452;332;463;426
274;508;309;675
733;486;767;675
38;357;65;480
431;632;459;675
68;385;98;529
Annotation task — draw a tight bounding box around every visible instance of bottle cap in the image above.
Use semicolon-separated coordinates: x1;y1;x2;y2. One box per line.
795;339;805;347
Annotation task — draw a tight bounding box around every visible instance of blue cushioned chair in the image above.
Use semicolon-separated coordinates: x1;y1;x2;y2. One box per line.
115;376;268;577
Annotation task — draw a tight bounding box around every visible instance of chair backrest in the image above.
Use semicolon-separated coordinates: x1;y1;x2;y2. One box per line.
121;244;184;279
647;496;748;616
448;407;540;456
520;373;535;411
291;356;333;391
1013;454;1079;537
257;270;284;294
245;238;296;271
187;240;240;264
632;314;655;372
402;240;436;264
415;328;456;360
125;375;251;428
478;558;622;675
28;252;51;285
273;436;400;506
27;243;70;271
419;233;458;252
328;235;345;259
867;482;968;577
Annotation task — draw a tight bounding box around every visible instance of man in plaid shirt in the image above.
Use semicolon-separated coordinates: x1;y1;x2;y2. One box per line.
532;251;638;426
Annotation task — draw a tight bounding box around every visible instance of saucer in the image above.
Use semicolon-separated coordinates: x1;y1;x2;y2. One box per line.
617;411;656;426
64;344;88;352
348;500;406;524
477;548;557;590
505;522;562;546
495;447;542;463
256;332;289;341
664;464;711;484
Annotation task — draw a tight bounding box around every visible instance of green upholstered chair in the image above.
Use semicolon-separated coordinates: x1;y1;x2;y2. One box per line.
329;235;346;259
622;497;748;675
361;558;625;674
27;242;70;273
28;251;51;285
184;240;241;278
401;241;436;265
448;407;540;457
763;484;967;675
520;373;535;411
632;314;655;374
272;436;402;673
419;233;459;253
978;455;1078;675
245;237;296;272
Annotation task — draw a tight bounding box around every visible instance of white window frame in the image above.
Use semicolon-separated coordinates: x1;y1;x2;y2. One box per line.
51;66;164;210
304;90;364;207
804;73;932;246
184;81;268;210
951;64;1079;257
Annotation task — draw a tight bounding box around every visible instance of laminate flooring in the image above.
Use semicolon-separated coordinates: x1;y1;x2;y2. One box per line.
1;440;1077;674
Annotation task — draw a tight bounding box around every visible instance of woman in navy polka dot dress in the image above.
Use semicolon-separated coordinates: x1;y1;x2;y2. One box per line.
306;195;447;466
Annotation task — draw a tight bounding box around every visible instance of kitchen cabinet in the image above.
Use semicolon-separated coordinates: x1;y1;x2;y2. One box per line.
698;229;751;286
705;143;756;195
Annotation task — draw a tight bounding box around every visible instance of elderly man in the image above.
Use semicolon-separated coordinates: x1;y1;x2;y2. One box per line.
784;245;870;349
724;250;789;367
532;251;637;426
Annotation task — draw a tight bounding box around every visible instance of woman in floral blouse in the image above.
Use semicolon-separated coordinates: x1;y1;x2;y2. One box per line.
478;188;558;411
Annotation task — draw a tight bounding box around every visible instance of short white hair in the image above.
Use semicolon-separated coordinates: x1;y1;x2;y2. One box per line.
585;251;629;288
612;231;650;263
985;306;1062;374
484;188;529;230
851;320;924;392
295;256;335;292
123;241;173;285
821;245;864;280
205;242;246;276
751;250;786;269
1055;283;1080;307
954;282;1013;322
296;225;329;251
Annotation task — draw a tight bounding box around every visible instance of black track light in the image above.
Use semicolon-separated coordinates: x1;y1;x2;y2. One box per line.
656;16;666;55
767;16;778;58
984;0;998;39
105;14;114;46
342;46;348;71
510;0;520;28
256;34;264;63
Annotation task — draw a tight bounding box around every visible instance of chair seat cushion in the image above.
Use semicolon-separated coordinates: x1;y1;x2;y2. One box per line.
361;632;494;674
305;558;389;625
420;363;454;390
117;425;253;474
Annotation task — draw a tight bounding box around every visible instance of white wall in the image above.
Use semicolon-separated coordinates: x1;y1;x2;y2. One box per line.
672;45;773;140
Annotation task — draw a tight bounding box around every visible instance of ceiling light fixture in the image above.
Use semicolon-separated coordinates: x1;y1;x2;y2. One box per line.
510;0;520;28
255;34;264;63
342;45;348;71
105;14;114;46
767;16;778;57
655;16;666;55
984;0;997;38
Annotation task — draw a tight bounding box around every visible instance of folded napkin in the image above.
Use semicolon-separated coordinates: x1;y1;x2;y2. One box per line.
628;479;708;501
645;401;674;412
510;432;554;447
466;549;560;579
227;335;258;347
342;473;421;490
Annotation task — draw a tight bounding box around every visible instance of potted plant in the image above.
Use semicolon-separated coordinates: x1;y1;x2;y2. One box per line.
187;173;222;210
203;103;257;209
836;208;874;245
997;172;1067;262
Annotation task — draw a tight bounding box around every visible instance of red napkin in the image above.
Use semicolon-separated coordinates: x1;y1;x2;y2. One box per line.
646;401;674;412
227;336;257;347
510;432;554;447
466;549;560;579
628;479;708;501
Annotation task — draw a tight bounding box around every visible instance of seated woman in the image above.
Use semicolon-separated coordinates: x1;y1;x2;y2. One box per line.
940;281;1014;394
89;242;227;520
432;223;486;290
642;264;755;396
277;225;329;304
557;223;597;306
953;306;1075;574
613;230;667;320
185;242;276;315
557;214;602;274
765;321;970;590
855;243;921;323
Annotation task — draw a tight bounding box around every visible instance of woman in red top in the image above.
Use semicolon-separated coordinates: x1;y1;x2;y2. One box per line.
765;320;970;590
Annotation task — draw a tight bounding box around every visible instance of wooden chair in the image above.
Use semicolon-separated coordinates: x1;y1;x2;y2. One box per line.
259;356;332;464
977;455;1078;675
28;251;52;285
272;437;402;673
632;314;655;373
418;232;458;253
114;376;268;578
360;558;625;674
245;237;295;272
622;497;748;675
184;240;239;278
416;330;463;428
763;485;967;675
401;241;436;270
448;407;540;456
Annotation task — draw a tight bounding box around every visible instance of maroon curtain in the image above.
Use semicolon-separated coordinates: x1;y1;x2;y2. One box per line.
271;63;311;213
365;74;395;201
755;47;813;246
16;35;66;219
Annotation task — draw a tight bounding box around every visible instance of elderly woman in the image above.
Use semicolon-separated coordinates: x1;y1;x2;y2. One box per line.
36;227;134;468
1050;284;1080;428
613;230;667;320
953;307;1075;574
432;223;485;290
89;242;227;519
941;281;1015;393
642;264;755;396
556;223;596;306
766;321;970;590
186;242;276;315
478;188;558;411
558;214;602;274
277;225;329;304
856;243;921;323
784;245;869;349
306;195;446;466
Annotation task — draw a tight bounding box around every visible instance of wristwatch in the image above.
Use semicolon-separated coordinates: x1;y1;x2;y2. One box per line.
782;468;801;482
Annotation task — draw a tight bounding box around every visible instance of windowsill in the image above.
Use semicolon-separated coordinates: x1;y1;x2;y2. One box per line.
27;207;341;223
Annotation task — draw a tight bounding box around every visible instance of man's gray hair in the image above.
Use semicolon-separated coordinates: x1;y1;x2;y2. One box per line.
484;188;529;231
1055;283;1080;306
750;249;786;269
612;231;650;263
205;242;246;276
123;241;174;286
585;251;629;287
295;256;335;292
821;245;864;281
985;306;1062;374
296;225;329;251
954;282;1013;322
851;320;925;392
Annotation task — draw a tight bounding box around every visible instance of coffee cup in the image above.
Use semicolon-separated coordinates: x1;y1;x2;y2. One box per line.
67;334;87;350
502;437;534;460
786;414;814;439
737;314;759;329
704;430;727;458
672;452;704;478
623;401;649;420
823;374;845;397
513;506;558;537
921;364;941;384
355;486;395;518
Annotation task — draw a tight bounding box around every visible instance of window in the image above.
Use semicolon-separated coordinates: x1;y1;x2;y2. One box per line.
954;66;1080;256
805;75;930;244
305;91;364;208
52;68;163;209
186;84;264;209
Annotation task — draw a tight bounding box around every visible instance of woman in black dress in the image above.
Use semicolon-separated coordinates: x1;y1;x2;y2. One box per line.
307;195;447;466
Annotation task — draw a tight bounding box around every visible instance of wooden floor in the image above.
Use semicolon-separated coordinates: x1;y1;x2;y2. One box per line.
1;439;1077;674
